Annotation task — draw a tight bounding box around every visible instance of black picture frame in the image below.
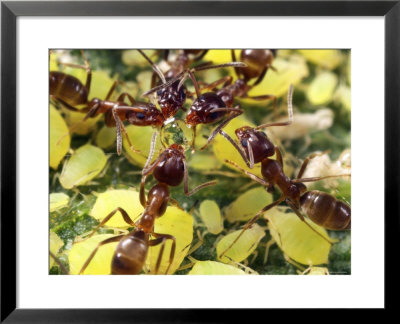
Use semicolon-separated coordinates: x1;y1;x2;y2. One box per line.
1;0;398;321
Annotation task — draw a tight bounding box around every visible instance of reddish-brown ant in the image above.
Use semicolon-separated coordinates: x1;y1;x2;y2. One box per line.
218;85;351;259
139;132;217;207
78;182;177;275
197;49;278;110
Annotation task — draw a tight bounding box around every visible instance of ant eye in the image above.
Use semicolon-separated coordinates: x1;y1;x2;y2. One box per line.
241;140;248;147
157;90;162;96
137;113;145;120
210;112;219;119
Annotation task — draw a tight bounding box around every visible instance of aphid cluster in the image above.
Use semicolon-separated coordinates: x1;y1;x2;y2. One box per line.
49;49;351;275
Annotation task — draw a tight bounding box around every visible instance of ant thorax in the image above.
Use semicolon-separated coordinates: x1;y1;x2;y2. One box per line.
186;92;227;125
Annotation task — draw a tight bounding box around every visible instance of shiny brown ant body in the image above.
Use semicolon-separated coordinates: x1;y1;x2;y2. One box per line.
198;49;278;110
219;85;351;258
78;182;176;275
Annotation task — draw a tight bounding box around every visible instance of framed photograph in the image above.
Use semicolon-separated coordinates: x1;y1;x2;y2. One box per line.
1;0;397;321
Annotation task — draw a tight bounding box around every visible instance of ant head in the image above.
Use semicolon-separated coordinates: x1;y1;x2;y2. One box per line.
186;92;226;126
235;126;254;139
126;104;165;127
169;143;185;154
157;79;186;119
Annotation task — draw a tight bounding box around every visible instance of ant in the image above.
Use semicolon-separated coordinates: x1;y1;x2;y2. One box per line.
50;50;168;155
196;49;278;111
218;85;351;259
77;182;177;275
139;132;217;207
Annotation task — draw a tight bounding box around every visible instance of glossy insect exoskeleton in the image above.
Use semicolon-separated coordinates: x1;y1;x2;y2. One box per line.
219;85;351;258
78;183;176;275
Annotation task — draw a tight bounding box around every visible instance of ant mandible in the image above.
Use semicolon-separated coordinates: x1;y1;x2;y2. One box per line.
218;85;351;259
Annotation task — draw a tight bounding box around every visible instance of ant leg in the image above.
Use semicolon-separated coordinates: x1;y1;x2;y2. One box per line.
183;158;217;196
149;233;176;274
117;93;136;105
140;131;158;207
191;125;197;153
111;106;141;155
274;147;284;168
224;159;270;186
198;76;233;92
255;84;294;130
78;207;136;243
168;197;184;211
251;67;268;87
296;150;331;179
49;251;69;274
219;130;251;168
219;196;285;259
246;93;277;113
193;49;208;61
286;200;335;245
79;235;124;275
200;108;243;151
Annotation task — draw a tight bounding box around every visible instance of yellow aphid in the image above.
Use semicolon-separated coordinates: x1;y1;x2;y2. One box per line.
50;192;70;212
146;206;193;274
224;187;272;223
297;50;344;70
50;104;70;169
189;152;222;171
245;55;309;99
306;71;338;105
333;84;351;112
212;115;263;178
268;108;334;141
49;231;64;269
90;189;144;228
266;208;332;266
69;234;118;275
122;49;157;67
217;224;265;263
63;110;101;135
59;144;108;189
301;266;329;275
95;125;117;149
203;50;233;65
199;200;223;234
49;52;59;71
347;54;351;85
189;260;245;275
123;125;162;167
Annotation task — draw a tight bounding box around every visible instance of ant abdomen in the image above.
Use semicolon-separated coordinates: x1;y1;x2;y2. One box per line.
238;50;275;80
300;190;351;230
50;71;88;106
111;231;149;275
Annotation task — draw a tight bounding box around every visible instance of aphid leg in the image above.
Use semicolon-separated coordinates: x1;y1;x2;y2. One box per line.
137;49;166;84
49;251;69;275
85;207;136;240
183;158;217;196
296;150;332;179
219;196;285;259
263;239;276;265
283;254;307;271
79;235;125;275
224;159;270;187
200;107;243;151
149;233;176;274
255;84;294;130
286;200;335;245
219;130;251;168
